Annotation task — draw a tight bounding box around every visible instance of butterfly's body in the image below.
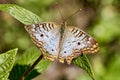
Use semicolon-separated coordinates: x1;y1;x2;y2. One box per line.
25;22;99;64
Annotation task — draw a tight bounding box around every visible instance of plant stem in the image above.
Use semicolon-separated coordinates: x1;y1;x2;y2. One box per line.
19;54;43;80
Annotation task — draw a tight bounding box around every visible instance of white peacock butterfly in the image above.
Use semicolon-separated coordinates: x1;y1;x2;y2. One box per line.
25;20;99;64
25;5;99;64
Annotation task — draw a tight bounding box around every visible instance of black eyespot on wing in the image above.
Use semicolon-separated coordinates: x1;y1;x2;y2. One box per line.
40;34;44;37
52;49;54;51
77;42;80;45
64;51;66;53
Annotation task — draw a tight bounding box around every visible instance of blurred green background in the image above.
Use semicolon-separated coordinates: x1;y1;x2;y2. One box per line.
0;0;120;80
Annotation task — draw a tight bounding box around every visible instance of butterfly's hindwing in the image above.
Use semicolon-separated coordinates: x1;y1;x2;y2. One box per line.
25;22;61;61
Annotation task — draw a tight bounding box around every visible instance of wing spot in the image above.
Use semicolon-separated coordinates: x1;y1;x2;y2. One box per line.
40;34;44;37
77;42;80;45
64;51;66;53
52;49;54;51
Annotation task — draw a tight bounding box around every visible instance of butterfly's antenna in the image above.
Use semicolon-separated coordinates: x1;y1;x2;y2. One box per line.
56;2;65;22
64;9;82;22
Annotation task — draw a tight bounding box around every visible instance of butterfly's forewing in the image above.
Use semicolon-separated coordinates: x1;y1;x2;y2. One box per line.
25;22;61;61
59;26;99;64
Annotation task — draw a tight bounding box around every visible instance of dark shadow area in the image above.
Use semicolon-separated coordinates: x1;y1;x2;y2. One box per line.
8;64;40;80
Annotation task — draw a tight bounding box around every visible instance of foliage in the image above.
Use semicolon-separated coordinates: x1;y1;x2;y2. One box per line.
0;4;41;24
73;55;95;80
9;47;51;80
0;48;17;80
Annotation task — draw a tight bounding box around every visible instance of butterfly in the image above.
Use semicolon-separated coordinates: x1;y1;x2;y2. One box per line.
25;22;99;64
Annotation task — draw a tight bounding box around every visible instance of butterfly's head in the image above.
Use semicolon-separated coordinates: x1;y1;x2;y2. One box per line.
61;21;67;27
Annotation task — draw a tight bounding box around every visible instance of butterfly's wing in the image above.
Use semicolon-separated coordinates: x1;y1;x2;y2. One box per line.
59;26;99;64
25;22;61;61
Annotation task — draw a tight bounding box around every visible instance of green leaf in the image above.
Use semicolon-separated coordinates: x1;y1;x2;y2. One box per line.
0;48;18;80
0;4;42;25
34;58;51;73
9;47;51;80
17;47;42;65
73;55;95;80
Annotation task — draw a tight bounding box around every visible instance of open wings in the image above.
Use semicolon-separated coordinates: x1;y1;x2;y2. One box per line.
25;22;99;64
